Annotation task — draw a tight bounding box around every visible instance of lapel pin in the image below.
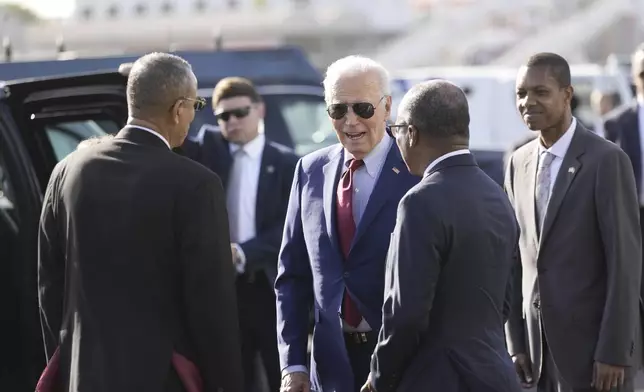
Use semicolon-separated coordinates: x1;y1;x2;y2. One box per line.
568;167;575;174
267;165;275;174
392;167;400;174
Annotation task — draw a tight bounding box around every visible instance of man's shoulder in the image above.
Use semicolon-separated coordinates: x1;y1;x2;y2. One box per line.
265;139;299;164
509;136;539;166
604;102;637;124
298;143;343;172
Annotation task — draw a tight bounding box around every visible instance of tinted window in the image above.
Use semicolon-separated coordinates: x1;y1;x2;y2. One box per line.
190;93;335;156
44;120;113;162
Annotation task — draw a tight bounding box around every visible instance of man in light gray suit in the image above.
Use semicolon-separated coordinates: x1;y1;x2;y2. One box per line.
505;52;642;392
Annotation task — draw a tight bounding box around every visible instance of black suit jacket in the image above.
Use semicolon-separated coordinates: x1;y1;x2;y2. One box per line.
604;102;641;194
38;127;244;392
370;153;520;392
181;130;298;285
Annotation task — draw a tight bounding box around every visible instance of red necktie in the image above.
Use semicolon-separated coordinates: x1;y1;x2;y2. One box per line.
336;158;364;328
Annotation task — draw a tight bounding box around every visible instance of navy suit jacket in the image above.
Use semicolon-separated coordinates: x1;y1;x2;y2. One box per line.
370;153;520;392
275;140;419;392
604;102;642;195
181;130;298;284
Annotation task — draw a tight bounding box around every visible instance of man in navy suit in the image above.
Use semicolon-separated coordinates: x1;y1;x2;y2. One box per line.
182;77;298;392
362;80;520;392
275;55;419;392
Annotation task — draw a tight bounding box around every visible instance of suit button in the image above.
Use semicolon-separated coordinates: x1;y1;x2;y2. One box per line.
343;272;350;278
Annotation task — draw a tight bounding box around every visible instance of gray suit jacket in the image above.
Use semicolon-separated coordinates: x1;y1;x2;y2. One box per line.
504;123;642;389
371;153;520;392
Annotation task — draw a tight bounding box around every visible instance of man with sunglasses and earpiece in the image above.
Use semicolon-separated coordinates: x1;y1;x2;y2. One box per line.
181;77;298;392
275;55;419;392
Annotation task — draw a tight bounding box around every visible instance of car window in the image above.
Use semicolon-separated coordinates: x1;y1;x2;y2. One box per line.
0;151;18;234
44;120;111;162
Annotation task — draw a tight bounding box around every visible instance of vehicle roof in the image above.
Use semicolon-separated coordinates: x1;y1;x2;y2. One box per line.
0;46;322;86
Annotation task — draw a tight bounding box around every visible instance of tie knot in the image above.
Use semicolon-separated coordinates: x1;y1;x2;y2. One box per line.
347;159;364;172
539;151;555;169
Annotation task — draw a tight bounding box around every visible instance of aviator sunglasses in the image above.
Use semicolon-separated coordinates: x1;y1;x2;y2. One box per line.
326;96;386;120
214;106;252;122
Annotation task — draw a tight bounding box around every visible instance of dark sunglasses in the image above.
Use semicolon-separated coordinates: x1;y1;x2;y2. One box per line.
214;106;251;122
327;96;386;120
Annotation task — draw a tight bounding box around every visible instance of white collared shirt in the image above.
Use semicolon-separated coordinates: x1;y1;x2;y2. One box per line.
343;134;393;224
339;134;392;333
125;124;171;149
227;133;265;273
537;117;577;200
423;149;471;178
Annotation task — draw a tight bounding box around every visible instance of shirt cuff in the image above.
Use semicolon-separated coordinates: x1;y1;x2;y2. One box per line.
282;365;308;377
232;243;246;274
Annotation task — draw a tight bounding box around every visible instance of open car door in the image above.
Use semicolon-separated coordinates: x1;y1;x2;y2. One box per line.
0;71;127;391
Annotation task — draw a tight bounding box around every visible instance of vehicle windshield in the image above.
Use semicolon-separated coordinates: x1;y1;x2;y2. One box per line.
190;93;337;156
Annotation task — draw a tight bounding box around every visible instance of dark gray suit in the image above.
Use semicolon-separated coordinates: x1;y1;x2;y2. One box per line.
370;153;521;392
504;123;642;391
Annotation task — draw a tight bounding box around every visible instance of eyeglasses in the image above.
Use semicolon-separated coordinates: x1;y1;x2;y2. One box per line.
326;96;386;120
214;106;251;122
387;123;407;138
178;97;207;111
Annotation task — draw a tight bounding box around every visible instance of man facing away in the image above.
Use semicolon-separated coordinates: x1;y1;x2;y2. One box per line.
182;77;298;392
505;52;642;392
37;52;244;392
275;55;419;392
362;80;520;392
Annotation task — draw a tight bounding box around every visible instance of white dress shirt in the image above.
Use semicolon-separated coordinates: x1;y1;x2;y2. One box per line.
423;149;471;178
536;117;577;200
227;133;265;273
126;124;171;149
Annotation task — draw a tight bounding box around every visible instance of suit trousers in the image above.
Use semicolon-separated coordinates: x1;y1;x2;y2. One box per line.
537;339;634;392
237;273;281;392
344;330;378;392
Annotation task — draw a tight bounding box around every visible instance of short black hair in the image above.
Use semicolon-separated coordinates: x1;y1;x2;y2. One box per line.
525;52;571;88
402;79;469;140
212;77;262;108
126;52;194;115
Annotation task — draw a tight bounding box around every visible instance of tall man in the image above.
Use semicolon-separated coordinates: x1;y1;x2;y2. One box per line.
275;55;419;392
363;80;520;392
505;52;642;392
38;52;244;392
604;43;644;271
182;77;298;392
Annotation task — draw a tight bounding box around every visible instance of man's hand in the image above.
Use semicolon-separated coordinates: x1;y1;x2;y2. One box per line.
360;373;374;392
592;361;625;391
281;371;310;392
231;243;239;266
512;353;534;388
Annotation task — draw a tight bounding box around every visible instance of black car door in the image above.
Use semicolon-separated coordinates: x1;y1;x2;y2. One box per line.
0;71;127;391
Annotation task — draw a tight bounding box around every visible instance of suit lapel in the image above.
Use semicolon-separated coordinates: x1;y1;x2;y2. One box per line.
322;146;344;255
540;125;586;247
352;144;405;249
255;143;278;230
621;105;641;193
521;144;540;250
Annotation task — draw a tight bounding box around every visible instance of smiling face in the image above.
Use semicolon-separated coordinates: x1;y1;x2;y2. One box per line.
515;65;573;132
327;70;390;159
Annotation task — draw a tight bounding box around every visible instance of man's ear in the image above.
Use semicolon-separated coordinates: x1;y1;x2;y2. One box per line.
409;124;418;148
171;100;182;125
384;95;392;119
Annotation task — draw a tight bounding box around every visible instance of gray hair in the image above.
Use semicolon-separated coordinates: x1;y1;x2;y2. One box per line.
401;79;470;139
323;55;391;104
126;52;195;115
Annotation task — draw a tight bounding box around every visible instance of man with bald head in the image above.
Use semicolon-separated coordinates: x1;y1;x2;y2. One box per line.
275;55;418;392
362;80;520;392
37;52;244;392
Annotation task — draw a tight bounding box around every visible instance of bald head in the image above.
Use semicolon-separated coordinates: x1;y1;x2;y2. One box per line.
399;79;470;141
126;52;196;117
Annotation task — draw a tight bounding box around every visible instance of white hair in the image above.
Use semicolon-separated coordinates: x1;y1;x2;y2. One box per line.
323;55;391;104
